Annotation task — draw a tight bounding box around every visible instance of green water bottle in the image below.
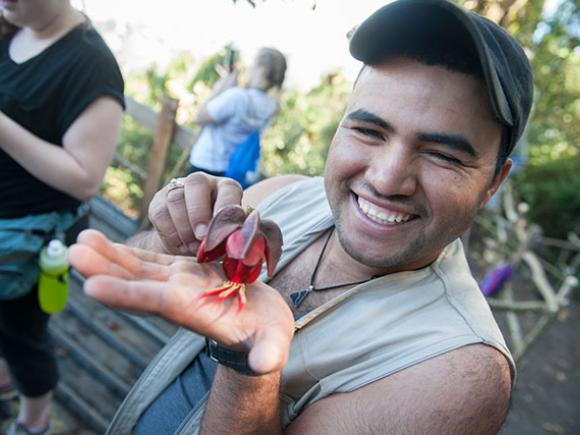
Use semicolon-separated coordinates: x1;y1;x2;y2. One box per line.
38;239;69;314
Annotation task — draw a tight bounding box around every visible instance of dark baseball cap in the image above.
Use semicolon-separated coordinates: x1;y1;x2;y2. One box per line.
349;0;534;156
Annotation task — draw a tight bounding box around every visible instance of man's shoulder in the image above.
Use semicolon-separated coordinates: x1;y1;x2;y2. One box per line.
287;344;512;434
427;343;513;388
242;175;314;209
376;343;512;430
380;343;513;432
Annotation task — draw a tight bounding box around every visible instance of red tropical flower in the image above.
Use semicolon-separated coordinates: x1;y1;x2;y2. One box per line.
197;205;283;311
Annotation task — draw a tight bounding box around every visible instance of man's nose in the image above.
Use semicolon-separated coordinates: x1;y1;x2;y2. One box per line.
366;141;417;197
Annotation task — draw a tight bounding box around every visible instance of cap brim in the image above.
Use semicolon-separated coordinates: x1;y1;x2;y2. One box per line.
349;0;513;127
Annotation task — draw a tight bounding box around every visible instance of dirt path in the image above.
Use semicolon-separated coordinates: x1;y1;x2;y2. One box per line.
500;299;580;434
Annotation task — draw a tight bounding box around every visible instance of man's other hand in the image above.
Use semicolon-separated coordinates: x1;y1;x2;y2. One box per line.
148;172;243;256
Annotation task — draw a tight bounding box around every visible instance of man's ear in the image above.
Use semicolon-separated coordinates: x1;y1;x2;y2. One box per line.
479;158;513;209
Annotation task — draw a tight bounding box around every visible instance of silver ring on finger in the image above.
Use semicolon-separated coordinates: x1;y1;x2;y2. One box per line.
167;177;185;192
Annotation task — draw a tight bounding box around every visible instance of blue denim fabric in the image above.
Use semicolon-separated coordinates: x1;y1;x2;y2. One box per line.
134;350;218;435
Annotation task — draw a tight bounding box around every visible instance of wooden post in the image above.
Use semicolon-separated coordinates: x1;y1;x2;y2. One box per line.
139;95;179;222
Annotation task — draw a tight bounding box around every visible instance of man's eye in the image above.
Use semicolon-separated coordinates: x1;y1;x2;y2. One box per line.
429;152;462;164
352;127;383;139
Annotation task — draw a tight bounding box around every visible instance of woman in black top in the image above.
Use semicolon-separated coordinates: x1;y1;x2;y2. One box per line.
0;1;124;433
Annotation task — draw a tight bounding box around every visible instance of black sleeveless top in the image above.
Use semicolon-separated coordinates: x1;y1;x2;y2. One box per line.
0;22;124;218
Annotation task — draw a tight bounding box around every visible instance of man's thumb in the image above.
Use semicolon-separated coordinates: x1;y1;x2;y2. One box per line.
248;326;293;374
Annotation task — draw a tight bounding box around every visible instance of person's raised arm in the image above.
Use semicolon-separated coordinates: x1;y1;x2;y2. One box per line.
195;69;239;125
0;96;122;201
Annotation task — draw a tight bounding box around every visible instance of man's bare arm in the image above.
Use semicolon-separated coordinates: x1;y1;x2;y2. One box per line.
202;368;283;435
286;344;512;435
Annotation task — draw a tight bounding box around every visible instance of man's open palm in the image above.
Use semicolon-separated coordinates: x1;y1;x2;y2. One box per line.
68;229;294;374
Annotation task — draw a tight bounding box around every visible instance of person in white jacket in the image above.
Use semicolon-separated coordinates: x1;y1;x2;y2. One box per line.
189;47;287;178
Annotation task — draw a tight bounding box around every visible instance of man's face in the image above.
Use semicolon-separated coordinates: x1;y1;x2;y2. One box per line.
324;58;510;274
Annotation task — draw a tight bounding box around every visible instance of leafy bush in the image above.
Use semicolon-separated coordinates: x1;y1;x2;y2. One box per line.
100;116;153;216
116;116;154;169
100;166;143;219
513;157;580;238
262;72;350;177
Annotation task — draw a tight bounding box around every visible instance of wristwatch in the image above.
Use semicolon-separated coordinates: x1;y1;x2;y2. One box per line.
205;338;260;376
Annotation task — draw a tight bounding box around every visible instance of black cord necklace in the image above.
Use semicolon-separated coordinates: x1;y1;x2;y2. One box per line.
289;228;376;310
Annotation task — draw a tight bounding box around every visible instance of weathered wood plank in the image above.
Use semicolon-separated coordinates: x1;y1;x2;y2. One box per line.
112;154;147;180
89;196;139;240
124;95;194;150
174;122;196;150
139;96;179;220
124;95;158;132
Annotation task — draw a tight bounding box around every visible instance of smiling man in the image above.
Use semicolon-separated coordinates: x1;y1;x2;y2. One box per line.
325;57;509;276
69;0;533;433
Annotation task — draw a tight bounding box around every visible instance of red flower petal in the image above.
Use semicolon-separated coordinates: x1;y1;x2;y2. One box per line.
223;257;263;284
197;238;226;263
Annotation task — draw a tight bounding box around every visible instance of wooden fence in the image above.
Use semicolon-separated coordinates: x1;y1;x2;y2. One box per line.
114;95;198;222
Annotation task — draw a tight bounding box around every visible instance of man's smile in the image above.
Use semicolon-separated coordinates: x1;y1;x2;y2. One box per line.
356;196;415;225
353;194;419;228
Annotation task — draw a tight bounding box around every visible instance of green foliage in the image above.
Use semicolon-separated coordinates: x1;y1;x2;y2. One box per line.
100;116;152;215
188;44;237;94
100;166;143;219
144;66;170;106
509;0;579;238
262;72;350;176
513;157;580;238
525;0;579;166
117;116;154;169
187;53;224;93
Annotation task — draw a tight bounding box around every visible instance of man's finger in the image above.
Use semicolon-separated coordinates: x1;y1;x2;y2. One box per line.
84;275;172;315
128;246;184;267
68;244;135;280
183;172;217;240
213;177;243;215
149;191;185;254
166;185;197;251
75;229;172;281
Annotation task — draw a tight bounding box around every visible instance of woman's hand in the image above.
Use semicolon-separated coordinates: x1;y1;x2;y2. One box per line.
148;172;243;256
212;68;239;94
69;229;294;374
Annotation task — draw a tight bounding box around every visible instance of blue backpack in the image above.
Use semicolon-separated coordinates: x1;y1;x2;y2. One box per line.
225;131;261;189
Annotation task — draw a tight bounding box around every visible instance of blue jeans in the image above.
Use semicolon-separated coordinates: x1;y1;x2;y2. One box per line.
133;350;217;434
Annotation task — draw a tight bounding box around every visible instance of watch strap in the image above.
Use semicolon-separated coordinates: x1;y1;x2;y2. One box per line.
205;338;259;376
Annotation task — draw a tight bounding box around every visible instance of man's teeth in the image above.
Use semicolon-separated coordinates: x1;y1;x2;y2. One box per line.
357;197;413;225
